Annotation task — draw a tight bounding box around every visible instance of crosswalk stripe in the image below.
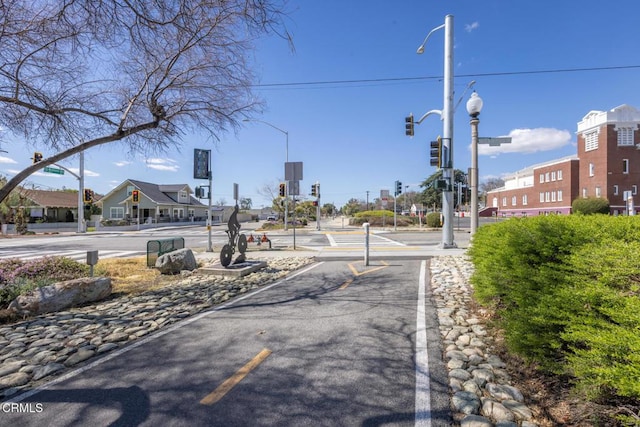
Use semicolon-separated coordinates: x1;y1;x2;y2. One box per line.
0;250;146;262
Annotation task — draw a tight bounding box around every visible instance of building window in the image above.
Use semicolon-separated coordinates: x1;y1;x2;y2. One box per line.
551;171;556;181
551;191;556;202
623;159;629;174
512;196;517;206
502;197;507;207
522;194;528;205
545;192;550;202
110;207;124;219
558;190;563;201
596;186;601;198
617;127;635;146
589;163;595;177
582;188;587;198
540;192;544;203
545;172;550;182
634;185;638;196
557;170;563;180
539;174;544;183
492;197;498;207
585;130;598;151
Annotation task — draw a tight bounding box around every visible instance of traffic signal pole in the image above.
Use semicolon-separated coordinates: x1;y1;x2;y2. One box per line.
441;14;456;248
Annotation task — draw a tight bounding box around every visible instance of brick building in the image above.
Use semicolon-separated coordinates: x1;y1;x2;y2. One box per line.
488;104;640;216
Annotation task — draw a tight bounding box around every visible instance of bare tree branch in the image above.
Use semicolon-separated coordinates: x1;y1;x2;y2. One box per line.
0;0;290;202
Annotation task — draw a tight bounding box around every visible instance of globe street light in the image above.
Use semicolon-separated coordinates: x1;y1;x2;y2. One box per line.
466;91;483;235
243;119;289;230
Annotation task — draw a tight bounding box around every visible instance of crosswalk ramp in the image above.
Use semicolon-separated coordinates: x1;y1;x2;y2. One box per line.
324;231;405;247
0;249;147;263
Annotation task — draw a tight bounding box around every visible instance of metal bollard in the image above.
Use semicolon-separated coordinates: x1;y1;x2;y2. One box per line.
86;250;99;277
363;222;370;266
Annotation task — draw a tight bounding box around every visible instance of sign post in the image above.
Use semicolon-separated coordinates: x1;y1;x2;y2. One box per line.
194;149;213;252
285;162;303;249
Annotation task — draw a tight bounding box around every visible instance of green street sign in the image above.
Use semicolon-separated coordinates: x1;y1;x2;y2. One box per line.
44;166;64;175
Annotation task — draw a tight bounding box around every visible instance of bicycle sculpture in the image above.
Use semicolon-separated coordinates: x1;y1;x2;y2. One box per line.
220;205;247;267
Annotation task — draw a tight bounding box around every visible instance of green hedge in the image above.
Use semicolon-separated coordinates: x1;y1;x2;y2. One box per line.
350;210;416;227
468;215;640;402
572;196;610;215
425;212;441;228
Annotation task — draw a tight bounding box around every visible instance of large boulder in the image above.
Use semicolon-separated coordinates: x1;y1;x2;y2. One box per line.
8;277;112;315
155;248;197;274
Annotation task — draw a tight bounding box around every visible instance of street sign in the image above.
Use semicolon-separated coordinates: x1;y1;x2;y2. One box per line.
193;149;211;179
478;137;512;146
288;180;300;196
285;162;303;181
43;166;64;175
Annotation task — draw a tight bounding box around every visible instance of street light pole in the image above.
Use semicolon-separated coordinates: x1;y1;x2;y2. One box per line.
417;14;456;248
243;119;289;230
466;91;483;236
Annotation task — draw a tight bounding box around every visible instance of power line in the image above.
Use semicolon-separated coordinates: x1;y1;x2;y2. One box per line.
253;64;640;89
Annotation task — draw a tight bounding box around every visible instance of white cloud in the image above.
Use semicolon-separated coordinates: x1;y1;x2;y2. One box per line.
0;155;17;164
68;168;100;177
114;160;131;167
146;158;179;172
465;22;479;33
477;128;572;156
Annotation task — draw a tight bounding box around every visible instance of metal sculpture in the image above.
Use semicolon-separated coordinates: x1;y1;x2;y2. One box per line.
220;205;247;267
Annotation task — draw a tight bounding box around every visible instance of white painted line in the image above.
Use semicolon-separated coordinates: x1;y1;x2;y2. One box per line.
372;234;406;246
415;260;432;426
326;234;338;247
7;261;325;403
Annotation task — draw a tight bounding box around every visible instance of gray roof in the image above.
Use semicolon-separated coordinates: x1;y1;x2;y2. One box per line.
127;179;204;206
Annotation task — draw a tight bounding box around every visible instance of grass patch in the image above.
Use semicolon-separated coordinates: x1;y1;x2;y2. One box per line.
95;256;173;295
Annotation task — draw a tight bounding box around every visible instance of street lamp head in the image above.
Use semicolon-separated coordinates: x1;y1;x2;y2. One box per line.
466;91;483;118
416;45;425;54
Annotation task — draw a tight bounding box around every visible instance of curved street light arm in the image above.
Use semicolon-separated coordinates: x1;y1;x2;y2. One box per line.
416;109;443;125
416;23;445;54
243;118;287;137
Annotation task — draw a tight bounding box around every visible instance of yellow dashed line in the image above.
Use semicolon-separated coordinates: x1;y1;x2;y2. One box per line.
200;348;272;405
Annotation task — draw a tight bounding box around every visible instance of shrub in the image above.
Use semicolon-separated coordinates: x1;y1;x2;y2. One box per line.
468;215;640;402
0;257;91;306
350;210;414;227
572;196;610;215
425;212;441;228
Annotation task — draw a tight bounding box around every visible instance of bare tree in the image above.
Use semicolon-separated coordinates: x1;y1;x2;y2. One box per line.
0;0;290;203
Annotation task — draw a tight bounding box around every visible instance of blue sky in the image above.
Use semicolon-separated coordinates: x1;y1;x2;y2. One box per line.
1;0;640;209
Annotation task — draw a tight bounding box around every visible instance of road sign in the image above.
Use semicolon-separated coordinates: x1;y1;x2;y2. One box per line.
193;149;211;179
285;162;303;181
44;166;64;175
478;137;512;146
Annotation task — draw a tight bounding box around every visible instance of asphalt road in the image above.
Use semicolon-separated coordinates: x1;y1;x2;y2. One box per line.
4;260;451;426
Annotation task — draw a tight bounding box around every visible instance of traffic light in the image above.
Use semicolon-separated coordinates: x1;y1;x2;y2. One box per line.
430;137;442;168
405;114;414;137
312;201;318;207
311;184;316;197
279;183;286;197
132;189;139;203
195;187;206;198
316;183;320;197
33;152;43;164
83;189;93;204
395;180;402;196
